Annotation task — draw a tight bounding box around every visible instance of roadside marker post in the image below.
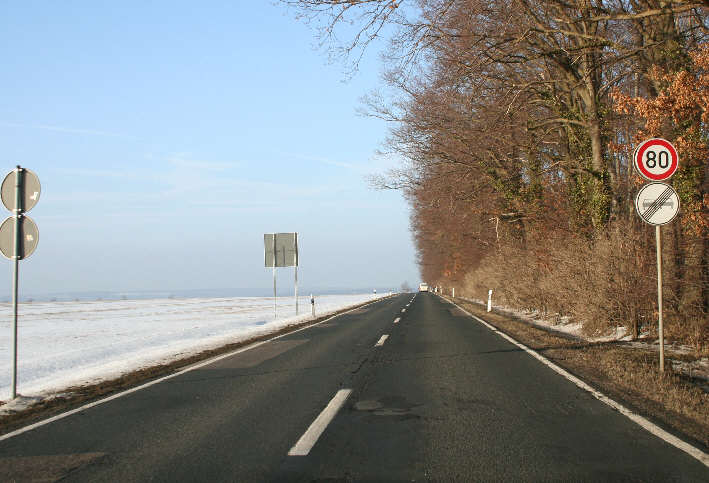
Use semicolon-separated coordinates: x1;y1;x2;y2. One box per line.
0;166;41;399
487;289;493;312
633;138;680;373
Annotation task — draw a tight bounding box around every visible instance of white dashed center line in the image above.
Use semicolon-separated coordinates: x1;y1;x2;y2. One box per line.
393;317;401;324
401;308;406;313
375;335;389;347
288;389;352;456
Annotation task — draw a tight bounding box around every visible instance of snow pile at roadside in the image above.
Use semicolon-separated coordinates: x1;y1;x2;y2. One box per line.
0;293;385;403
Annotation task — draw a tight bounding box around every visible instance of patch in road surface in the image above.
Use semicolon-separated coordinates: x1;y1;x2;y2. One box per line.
353;396;421;419
204;339;309;369
0;452;106;481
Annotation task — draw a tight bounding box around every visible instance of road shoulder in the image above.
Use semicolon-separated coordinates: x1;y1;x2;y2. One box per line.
446;296;709;458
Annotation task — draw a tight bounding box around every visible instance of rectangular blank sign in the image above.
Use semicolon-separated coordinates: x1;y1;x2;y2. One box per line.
264;233;298;267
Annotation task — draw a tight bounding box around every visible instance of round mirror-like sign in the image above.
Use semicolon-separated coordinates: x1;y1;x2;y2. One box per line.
0;215;39;260
634;138;678;181
634;182;680;226
1;168;41;213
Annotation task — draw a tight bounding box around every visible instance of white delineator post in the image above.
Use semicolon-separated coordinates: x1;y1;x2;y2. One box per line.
452;287;455;298
311;294;315;317
487;289;493;312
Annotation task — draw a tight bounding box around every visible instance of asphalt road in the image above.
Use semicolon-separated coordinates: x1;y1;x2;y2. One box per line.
0;293;707;481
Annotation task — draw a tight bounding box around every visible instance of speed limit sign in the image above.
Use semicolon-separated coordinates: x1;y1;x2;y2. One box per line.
634;138;678;181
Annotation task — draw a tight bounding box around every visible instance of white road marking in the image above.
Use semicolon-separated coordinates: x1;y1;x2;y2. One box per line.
0;300;383;443
401;308;406;313
393;317;401;324
449;300;709;469
288;389;352;456
375;335;389;347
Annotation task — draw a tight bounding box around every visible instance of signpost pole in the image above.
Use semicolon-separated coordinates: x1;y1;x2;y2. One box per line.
273;235;277;319
295;265;298;316
11;167;23;399
294;232;298;316
632;138;680;374
656;225;664;373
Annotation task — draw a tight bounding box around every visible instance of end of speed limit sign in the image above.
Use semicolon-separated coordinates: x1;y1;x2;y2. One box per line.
634;138;678;181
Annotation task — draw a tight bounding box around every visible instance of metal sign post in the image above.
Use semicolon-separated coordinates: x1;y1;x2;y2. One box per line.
656;226;664;372
633;138;680;373
0;166;41;399
12;170;21;400
294;232;298;316
264;232;299;319
273;235;277;319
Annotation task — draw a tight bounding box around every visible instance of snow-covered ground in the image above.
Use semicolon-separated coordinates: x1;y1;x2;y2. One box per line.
0;293;386;404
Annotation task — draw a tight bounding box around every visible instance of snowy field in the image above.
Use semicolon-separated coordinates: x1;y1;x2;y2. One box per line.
0;293;386;402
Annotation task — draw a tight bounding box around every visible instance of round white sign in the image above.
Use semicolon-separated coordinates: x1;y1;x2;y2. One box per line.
634;138;678;181
0;215;40;260
1;168;41;213
634;182;680;226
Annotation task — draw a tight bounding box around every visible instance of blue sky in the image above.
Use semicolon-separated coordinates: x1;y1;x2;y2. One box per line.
0;1;418;296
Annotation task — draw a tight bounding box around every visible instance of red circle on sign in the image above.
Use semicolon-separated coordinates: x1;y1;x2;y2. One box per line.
635;138;678;181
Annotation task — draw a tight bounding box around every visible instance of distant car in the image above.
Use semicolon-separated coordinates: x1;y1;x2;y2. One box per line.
419;283;429;292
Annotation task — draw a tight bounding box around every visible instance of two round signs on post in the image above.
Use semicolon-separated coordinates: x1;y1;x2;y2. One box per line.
633;138;679;226
0;168;41;260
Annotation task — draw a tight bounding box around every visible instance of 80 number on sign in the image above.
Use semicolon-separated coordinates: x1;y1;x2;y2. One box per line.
634;138;678;181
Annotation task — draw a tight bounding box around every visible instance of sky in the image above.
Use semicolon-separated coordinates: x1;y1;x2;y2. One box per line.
0;1;419;298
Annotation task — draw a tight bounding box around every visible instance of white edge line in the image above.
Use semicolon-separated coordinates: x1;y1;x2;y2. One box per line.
393;317;401;324
288;388;352;456
0;298;386;443
375;335;389;347
448;298;709;469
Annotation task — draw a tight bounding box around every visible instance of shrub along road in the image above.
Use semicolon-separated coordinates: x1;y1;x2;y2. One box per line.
0;293;706;481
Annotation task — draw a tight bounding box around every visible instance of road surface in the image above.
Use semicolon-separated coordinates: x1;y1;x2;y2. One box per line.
0;293;707;481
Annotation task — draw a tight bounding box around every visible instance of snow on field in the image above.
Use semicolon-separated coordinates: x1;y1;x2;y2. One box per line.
0;293;385;403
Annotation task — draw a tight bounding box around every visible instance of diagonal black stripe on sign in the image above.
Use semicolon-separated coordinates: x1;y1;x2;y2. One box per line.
643;191;671;219
642;187;673;221
646;188;674;218
642;188;673;221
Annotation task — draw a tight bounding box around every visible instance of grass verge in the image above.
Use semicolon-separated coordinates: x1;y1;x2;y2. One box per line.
449;296;709;450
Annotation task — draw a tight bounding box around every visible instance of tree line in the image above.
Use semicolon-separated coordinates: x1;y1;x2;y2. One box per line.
286;1;709;350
